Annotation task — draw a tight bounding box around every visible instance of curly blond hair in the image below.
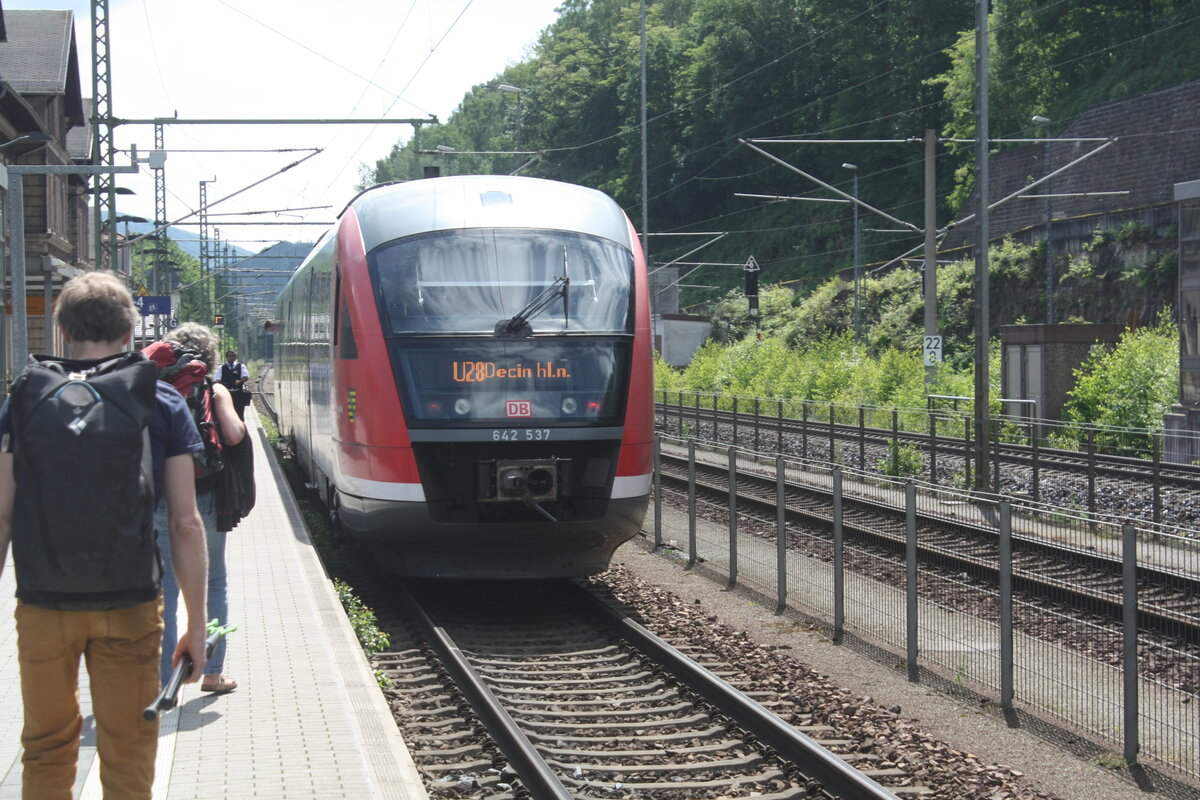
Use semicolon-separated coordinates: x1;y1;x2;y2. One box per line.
164;322;219;373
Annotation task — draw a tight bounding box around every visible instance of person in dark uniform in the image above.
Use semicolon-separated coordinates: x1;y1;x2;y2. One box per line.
218;349;251;420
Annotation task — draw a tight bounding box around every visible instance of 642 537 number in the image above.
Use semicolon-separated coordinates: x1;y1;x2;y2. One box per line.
492;429;552;441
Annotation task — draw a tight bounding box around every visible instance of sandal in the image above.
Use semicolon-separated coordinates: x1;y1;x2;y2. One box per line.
201;676;238;694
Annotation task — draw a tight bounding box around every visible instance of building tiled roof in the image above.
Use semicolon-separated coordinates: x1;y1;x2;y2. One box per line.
0;9;75;95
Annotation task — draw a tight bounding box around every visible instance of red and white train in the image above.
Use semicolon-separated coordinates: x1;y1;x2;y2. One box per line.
273;176;653;578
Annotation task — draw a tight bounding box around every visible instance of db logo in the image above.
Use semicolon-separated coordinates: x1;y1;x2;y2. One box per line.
505;400;533;418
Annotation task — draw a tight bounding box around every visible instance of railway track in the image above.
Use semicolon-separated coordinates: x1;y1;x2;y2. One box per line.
657;448;1200;643
372;578;924;799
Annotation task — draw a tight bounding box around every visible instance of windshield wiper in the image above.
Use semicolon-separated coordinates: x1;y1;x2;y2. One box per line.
495;275;570;337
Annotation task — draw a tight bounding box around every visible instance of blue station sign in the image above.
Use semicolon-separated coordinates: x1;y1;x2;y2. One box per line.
134;295;171;316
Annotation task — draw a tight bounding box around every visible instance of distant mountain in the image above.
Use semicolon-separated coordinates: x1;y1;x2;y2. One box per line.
225;240;312;317
110;218;257;260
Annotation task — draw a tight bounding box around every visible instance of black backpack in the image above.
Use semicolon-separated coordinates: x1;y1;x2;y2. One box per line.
8;352;161;610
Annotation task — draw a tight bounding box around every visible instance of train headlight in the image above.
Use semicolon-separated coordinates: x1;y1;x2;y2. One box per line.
454;398;471;416
561;397;578;414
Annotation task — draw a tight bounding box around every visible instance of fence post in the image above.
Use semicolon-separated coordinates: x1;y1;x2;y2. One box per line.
833;468;844;643
858;405;866;471
777;399;783;454
801;401;809;459
754;397;761;452
653;434;662;549
1152;434;1162;527
829;401;836;465
687;439;697;568
992;424;1001;495
999;501;1014;710
1031;421;1040;504
728;446;738;589
891;408;900;475
732;396;739;447
905;481;919;682
776;456;787;613
929;412;938;484
964;415;972;489
713;394;719;440
1087;429;1097;517
678;390;684;434
1122;522;1140;766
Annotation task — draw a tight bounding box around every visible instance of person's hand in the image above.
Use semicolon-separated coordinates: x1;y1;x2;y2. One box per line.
174;624;208;683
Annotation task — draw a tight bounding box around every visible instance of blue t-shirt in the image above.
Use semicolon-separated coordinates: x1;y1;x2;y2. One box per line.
0;378;203;503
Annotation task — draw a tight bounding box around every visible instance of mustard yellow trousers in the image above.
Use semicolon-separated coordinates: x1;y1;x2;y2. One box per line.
15;598;163;800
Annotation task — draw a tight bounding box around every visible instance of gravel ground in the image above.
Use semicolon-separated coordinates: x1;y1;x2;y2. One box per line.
609;534;1188;800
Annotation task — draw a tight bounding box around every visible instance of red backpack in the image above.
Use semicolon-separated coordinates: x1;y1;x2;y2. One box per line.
143;341;224;481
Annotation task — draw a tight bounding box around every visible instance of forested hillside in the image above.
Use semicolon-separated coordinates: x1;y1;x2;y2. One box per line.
364;0;1200;306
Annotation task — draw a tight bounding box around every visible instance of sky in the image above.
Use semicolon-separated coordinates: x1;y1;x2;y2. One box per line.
8;0;564;253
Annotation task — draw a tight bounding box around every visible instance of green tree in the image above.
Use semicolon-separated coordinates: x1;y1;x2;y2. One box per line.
1062;319;1179;453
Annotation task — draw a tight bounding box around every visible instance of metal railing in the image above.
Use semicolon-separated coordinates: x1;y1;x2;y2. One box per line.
650;432;1200;783
657;390;1200;527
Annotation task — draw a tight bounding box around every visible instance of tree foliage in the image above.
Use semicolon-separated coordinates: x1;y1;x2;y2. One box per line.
1061;318;1179;451
361;0;1197;306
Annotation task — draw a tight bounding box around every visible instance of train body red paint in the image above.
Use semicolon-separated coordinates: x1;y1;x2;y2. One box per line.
274;176;652;578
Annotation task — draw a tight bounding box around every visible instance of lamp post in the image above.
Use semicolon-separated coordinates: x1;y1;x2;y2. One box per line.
843;163;861;342
1032;115;1054;324
497;84;526;153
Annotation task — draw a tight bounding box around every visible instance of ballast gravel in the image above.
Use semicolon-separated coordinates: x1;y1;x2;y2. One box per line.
608;535;1163;800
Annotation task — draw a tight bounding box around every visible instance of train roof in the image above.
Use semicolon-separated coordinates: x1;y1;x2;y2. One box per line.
349;176;634;253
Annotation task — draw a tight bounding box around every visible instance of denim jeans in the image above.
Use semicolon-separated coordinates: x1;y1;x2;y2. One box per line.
155;489;228;684
16;598;162;799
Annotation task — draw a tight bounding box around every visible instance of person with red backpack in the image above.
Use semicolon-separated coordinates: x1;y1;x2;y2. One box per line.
144;322;245;695
0;272;209;799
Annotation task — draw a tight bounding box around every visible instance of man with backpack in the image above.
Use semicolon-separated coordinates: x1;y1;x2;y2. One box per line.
0;272;209;799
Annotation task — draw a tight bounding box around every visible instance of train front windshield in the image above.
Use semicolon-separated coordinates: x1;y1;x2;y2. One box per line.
370;229;635;427
373;229;632;335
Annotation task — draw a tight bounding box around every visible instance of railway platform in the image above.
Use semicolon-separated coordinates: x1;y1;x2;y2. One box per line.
0;410;429;799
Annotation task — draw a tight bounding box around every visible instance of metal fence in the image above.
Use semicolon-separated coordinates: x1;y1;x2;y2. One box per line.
650;433;1200;782
658;390;1200;526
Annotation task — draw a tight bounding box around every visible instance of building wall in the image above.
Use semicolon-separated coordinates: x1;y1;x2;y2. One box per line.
945;80;1200;252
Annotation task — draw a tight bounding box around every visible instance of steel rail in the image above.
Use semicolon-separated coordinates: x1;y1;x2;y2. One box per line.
573;581;903;800
394;581;574;800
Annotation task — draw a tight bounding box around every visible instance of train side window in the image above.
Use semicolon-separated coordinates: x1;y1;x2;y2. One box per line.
339;294;358;359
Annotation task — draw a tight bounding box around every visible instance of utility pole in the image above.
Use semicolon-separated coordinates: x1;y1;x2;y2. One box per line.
842;163;861;342
640;0;651;345
973;0;991;492
153;121;167;338
1032;115;1054;323
199;179;214;323
91;0;116;270
924;130;939;385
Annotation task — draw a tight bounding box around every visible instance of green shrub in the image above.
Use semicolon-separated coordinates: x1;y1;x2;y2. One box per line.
334;579;390;656
878;442;924;477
